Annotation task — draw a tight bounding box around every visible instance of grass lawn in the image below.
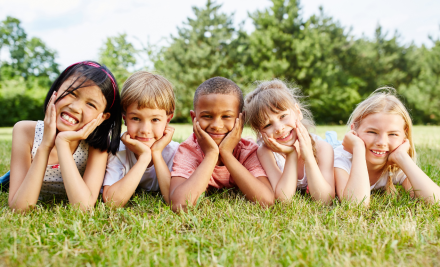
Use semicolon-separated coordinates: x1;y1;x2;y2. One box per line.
0;125;440;266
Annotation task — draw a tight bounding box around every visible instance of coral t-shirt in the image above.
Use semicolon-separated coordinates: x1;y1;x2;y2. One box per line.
171;133;267;189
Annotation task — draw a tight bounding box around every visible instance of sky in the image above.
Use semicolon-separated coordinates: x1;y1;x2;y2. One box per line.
1;0;439;69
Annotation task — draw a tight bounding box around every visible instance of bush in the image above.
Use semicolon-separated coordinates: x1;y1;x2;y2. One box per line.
0;78;46;126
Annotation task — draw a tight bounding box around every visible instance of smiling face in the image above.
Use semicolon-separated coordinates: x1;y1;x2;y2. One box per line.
125;103;172;148
355;112;406;166
55;77;110;132
259;106;302;146
191;94;240;145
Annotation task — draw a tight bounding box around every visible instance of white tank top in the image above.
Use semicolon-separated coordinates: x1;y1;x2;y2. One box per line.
31;121;89;196
271;133;319;190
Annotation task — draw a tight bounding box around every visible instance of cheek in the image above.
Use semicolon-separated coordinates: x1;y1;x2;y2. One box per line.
152;124;166;139
126;123;138;135
225;120;236;131
389;137;404;150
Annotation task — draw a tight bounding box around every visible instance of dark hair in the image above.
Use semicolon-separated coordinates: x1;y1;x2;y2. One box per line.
194;77;244;111
43;61;122;155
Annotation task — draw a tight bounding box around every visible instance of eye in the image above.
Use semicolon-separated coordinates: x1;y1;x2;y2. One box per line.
263;124;271;129
280;114;287;119
87;102;96;109
131;117;140;121
222;115;231;119
152;118;160;122
367;131;376;134
389;133;398;136
201;115;211;118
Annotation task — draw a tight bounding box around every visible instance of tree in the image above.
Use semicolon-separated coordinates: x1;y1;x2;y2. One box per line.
99;33;137;86
152;0;241;121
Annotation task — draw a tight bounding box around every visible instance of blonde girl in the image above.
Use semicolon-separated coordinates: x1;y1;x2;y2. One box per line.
244;80;335;204
334;88;440;206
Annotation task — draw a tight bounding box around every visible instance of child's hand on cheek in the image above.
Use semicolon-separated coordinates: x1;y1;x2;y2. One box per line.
56;113;105;144
295;119;314;161
151;126;175;153
342;130;365;154
262;132;296;155
41;92;58;150
219;113;243;155
193;118;219;156
121;132;151;158
388;139;410;166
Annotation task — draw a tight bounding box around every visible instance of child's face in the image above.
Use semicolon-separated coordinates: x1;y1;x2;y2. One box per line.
125;103;172;148
55;77;110;132
259;107;301;147
355;112;406;166
191;94;240;146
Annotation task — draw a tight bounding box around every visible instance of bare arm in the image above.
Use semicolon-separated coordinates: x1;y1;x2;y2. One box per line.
169;119;219;212
305;140;335;204
295;122;335;204
339;131;370;206
151;126;175;204
103;133;152;207
8;121;47;211
219;114;274;206
221;152;274;206
391;140;440;203
56;114;107;211
257;142;298;201
9;94;58;211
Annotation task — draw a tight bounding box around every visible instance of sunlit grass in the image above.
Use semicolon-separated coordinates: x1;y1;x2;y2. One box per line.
0;126;439;266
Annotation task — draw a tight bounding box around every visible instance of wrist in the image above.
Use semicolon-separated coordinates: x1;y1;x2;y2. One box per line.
392;152;411;165
353;143;366;153
137;153;152;164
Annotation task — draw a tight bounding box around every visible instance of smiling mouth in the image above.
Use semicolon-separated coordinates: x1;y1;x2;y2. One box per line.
208;132;227;139
136;137;153;142
60;112;79;125
276;130;293;142
370;150;388;157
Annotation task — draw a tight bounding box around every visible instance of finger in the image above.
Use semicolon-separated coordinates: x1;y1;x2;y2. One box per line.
45;93;56;118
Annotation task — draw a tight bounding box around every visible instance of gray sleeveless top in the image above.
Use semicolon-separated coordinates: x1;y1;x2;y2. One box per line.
31;121;89;196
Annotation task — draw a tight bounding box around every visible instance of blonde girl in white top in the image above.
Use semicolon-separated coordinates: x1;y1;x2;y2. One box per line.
334;88;440;206
244;80;335;204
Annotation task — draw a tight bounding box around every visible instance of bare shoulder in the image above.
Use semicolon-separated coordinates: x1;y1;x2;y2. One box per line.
12;121;37;145
257;144;270;157
315;139;333;153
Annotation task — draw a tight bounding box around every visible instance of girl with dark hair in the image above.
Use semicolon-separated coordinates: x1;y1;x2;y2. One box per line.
8;61;122;212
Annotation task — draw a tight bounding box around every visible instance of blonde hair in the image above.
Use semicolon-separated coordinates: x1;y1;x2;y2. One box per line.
347;87;416;195
121;71;175;115
244;79;318;162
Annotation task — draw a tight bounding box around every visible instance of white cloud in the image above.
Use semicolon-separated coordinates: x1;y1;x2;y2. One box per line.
1;0;439;69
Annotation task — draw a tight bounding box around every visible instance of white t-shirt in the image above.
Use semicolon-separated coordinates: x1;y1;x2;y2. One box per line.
333;145;407;190
103;140;179;191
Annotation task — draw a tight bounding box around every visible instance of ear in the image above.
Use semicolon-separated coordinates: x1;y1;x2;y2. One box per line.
122;114;126;126
190;110;196;122
294;103;303;120
350;123;354;130
102;112;111;121
166;114;174;124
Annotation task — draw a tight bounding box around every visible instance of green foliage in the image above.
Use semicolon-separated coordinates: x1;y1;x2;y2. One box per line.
0;16;59;126
151;0;440;124
99;33;137;86
153;0;242;121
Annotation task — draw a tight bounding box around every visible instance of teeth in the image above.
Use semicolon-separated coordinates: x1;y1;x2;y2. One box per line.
62;113;78;124
279;131;290;139
372;150;387;155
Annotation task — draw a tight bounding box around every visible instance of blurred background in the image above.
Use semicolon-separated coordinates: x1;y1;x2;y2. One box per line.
0;0;439;126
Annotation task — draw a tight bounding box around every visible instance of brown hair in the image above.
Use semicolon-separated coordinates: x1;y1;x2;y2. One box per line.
121;71;175;115
244;79;318;162
347;87;416;195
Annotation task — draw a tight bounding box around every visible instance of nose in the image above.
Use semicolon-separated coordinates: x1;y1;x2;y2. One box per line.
376;133;388;147
68;99;82;114
274;121;285;135
210;117;223;131
139;121;151;135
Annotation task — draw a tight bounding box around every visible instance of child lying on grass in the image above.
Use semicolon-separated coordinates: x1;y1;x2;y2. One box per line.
169;77;273;212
